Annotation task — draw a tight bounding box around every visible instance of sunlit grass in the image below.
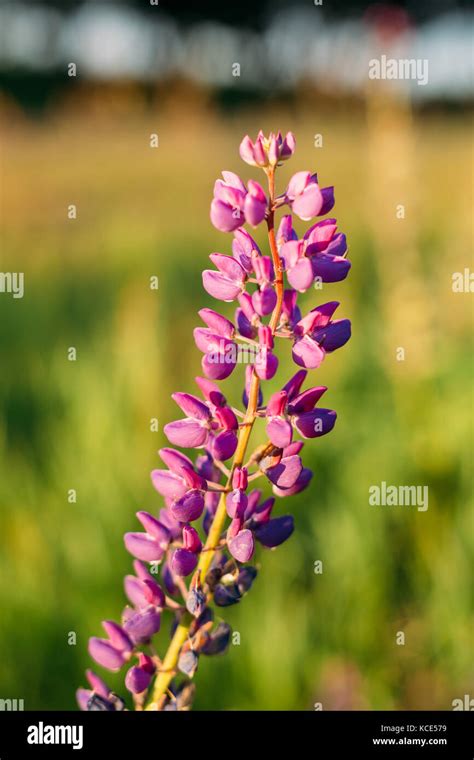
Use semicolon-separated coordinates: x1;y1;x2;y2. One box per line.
0;98;472;709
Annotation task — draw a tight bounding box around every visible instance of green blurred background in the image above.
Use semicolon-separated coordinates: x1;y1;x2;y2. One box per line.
0;0;472;711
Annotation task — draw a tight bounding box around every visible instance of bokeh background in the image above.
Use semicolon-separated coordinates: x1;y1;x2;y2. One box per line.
0;0;472;710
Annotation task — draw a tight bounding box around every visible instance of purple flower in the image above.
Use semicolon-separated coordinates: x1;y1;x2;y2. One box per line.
80;128;351;712
210;172;267;232
123;607;161;644
194;312;238;380
284;172;323;220
252;256;277;316
210;171;247;232
263;454;302;489
170;548;198;577
202;254;247;302
88;621;133;673
292;301;351;369
254;326;278;380
239;130;296;168
255;515;295;548
232;228;260;272
304;219;351;283
228;528;255;563
266;390;293;448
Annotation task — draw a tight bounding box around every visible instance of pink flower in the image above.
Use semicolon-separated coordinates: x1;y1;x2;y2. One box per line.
239;130;296;167
210;172;267;232
285;171;334;221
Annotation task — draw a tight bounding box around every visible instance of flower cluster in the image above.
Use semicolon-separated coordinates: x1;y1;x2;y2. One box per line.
78;130;351;711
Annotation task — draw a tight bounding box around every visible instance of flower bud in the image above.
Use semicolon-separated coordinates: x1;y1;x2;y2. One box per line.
123;607;161;645
88;638;126;672
171;548;198;577
214;583;242;607
228;529;255;563
125;665;152;694
183;525;202;554
178;649;199;678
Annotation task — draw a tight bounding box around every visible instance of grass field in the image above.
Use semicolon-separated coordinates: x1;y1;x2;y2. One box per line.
0;91;472;709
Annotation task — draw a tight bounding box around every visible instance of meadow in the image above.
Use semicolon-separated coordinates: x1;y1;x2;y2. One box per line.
0;89;472;709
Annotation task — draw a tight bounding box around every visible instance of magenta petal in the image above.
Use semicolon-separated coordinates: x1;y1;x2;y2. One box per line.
88;638;125;672
210;199;243;232
288;257;314;292
292;335;325;369
243;488;263;520
170;489;205;522
292;183;324;220
312;318;351;352
158;508;182;540
209;430;238;461
236;308;255;339
277;214;297;246
239;135;257;165
151;469;186;499
304;218;338;245
201;352;236;380
198;308;235;338
86;670;110;698
319;185;335;214
182;525;202;553
158;448;193;474
172;392;211;421
288;386;328;413
170;548;198;577
221;171;246;193
124;575;150;608
252;497;275;524
252;284;277;316
226;488;248;519
164;419;208;448
255;350;278;380
282;369;307;400
266;417;293;448
102;621;133;653
210;252;246;281
228;529;254;563
254;515;294;548
124;532;166;563
282;441;304;457
244;193;266;227
325;233;347;257
273;467;313;497
280;240;301;268
123;608;161;644
299;301;340;332
203;270;242;301
287;171;311;198
312;253;351;283
195;376;227;406
266;390;288;417
265;454;302;488
125;665;152;694
294;409;337;438
136;512;170;544
140;579;165;607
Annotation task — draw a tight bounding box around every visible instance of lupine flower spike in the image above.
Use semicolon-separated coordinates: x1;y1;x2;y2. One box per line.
78;130;351;711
